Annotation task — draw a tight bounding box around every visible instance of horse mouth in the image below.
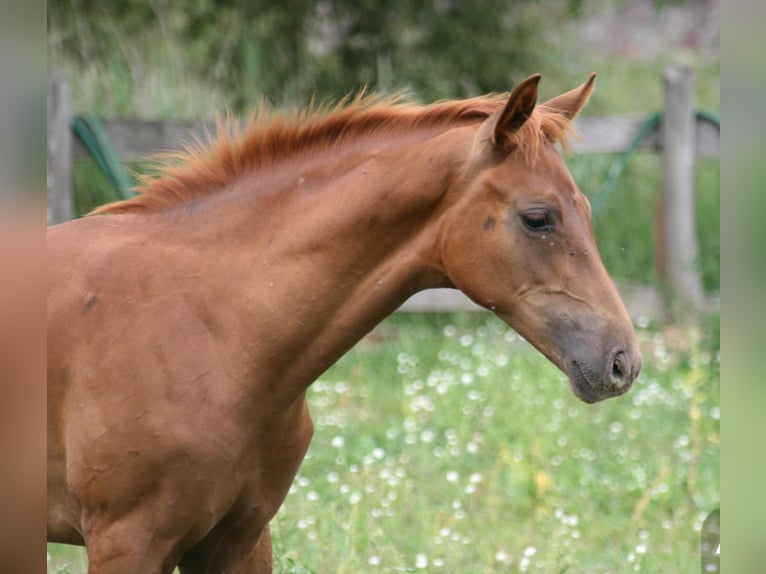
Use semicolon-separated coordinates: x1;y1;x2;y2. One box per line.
569;361;599;403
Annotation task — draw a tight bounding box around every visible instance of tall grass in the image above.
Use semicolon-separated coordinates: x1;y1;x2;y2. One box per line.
269;314;719;573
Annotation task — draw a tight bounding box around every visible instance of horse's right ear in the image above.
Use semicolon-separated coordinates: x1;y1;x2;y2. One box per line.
492;74;541;149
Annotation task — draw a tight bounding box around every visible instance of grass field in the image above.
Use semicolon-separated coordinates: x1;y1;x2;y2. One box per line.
47;312;719;573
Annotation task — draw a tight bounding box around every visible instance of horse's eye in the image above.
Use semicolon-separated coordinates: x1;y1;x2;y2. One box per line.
520;209;552;232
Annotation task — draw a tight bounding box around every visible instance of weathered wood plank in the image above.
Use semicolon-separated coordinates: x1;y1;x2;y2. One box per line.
397;284;677;323
694;115;721;159
47;70;74;224
658;64;705;311
71;119;215;162
573;115;719;158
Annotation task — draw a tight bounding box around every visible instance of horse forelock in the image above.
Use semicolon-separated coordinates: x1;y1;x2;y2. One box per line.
508;105;579;166
89;94;576;215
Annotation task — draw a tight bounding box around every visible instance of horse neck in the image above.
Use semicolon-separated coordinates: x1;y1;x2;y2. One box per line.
182;126;473;402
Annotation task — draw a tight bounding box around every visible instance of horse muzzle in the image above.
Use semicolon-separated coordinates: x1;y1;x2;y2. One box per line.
567;345;642;403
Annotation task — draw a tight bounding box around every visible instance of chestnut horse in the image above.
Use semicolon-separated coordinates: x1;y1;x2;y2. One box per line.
47;74;641;573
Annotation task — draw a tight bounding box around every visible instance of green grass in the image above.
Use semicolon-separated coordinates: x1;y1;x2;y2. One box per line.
48;313;719;573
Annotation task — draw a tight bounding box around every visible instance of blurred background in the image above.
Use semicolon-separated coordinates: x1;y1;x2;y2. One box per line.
47;1;719;572
47;0;719;114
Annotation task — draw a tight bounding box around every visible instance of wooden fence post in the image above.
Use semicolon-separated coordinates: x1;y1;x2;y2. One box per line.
657;64;705;312
47;69;74;225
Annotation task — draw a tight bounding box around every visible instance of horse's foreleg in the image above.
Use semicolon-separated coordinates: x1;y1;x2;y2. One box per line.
177;523;273;574
248;524;273;574
84;515;181;574
253;524;273;573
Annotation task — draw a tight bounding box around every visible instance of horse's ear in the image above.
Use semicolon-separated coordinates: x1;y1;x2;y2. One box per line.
492;74;541;148
541;73;596;120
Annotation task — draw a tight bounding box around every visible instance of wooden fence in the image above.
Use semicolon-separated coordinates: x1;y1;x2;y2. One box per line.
47;66;719;318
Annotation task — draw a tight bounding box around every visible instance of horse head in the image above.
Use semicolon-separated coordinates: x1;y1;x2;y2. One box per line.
441;74;641;403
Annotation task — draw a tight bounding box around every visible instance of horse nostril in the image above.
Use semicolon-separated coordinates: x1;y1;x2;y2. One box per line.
608;349;631;388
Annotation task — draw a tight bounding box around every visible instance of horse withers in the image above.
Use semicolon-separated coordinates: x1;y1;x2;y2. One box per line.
47;74;641;573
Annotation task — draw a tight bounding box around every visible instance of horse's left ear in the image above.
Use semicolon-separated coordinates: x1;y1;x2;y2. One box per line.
492;74;541;148
541;73;596;120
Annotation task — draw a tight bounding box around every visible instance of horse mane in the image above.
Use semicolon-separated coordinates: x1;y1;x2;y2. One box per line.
91;93;576;215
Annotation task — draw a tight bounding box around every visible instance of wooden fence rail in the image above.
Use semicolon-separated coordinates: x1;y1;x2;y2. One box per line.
48;66;719;318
